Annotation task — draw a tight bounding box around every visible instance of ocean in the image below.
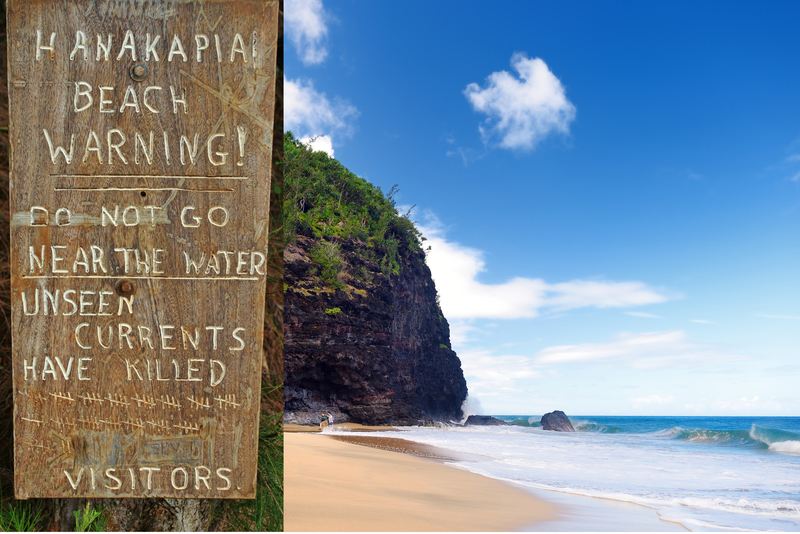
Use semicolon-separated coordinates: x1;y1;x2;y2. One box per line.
336;416;800;531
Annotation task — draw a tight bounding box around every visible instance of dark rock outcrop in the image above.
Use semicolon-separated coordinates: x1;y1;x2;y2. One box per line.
541;410;575;432
284;235;468;425
464;415;508;426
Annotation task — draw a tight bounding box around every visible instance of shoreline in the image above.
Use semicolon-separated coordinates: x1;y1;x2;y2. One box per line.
521;488;688;532
285;425;689;532
284;430;557;531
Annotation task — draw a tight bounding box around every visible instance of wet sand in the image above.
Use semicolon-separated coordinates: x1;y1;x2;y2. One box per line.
286;431;690;532
284;432;556;531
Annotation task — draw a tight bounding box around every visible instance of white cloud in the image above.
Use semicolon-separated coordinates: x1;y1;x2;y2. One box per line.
464;53;576;150
758;314;800;320
535;330;744;369
625;312;662;318
691;319;716;324
458;349;544;396
285;77;358;146
686;396;783;413
285;0;330;65
299;134;334;157
461;350;544;383
448;321;479;346
629;395;675;407
421;222;668;320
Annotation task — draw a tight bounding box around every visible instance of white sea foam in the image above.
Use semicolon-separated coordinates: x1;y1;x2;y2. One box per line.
345;424;800;531
769;440;800;454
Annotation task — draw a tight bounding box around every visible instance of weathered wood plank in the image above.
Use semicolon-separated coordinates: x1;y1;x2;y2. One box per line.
8;0;278;499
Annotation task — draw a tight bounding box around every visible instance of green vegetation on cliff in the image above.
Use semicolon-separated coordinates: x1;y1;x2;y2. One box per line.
284;132;423;277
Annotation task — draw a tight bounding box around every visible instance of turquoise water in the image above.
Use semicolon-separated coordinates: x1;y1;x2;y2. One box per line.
344;416;800;531
497;415;800;453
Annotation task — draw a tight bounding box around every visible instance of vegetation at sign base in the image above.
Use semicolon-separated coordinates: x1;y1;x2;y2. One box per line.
74;502;108;532
0;499;45;532
284;131;424;280
209;377;284;531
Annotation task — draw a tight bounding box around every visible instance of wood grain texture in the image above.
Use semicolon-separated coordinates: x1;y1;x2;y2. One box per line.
8;0;277;499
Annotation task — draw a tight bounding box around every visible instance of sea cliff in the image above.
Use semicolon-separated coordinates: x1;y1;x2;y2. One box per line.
282;134;467;425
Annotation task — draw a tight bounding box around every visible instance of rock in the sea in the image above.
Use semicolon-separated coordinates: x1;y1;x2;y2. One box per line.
464;415;508;426
541;410;575;432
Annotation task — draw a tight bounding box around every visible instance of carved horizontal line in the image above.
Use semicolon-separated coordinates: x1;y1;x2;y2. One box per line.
21;275;260;281
54;187;234;193
50;174;247;180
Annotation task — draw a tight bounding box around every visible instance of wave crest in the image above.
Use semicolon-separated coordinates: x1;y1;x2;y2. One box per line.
655;424;800;454
508;418;541;427
573;421;623;433
750;425;800;455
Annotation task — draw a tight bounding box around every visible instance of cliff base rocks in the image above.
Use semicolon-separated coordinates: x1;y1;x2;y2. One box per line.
464;415;508;426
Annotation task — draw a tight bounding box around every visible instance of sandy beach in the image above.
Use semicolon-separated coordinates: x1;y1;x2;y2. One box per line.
285;427;690;532
284;431;556;531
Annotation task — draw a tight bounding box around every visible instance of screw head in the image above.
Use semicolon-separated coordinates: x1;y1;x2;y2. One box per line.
130;62;148;81
116;279;135;296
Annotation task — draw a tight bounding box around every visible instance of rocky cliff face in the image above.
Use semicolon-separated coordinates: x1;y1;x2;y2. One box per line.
284;234;467;425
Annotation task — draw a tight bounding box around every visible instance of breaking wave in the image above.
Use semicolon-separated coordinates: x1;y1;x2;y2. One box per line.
508;417;542;427
655;424;800;454
573;421;623;433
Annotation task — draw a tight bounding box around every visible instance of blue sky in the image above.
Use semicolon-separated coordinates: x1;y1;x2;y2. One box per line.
285;1;800;416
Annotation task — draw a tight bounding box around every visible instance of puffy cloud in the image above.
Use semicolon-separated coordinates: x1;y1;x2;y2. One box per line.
535;330;744;369
464;53;576;150
299;134;334;157
285;77;358;146
420;223;668;320
285;0;330;65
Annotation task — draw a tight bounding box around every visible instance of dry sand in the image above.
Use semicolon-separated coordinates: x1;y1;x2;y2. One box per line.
284;432;556;532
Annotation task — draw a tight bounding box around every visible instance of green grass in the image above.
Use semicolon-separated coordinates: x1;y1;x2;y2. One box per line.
284;131;423;276
74;502;108;532
210;379;284;531
325;307;342;315
308;242;345;290
0;499;46;532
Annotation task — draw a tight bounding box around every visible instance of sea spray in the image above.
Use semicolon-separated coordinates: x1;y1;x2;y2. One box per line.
768;440;800;454
459;395;484;424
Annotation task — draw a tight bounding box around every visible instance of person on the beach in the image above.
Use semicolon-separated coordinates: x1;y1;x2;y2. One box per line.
320;412;328;430
328;412;334;429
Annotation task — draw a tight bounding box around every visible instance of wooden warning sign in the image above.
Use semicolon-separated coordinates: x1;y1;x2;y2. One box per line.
7;0;278;499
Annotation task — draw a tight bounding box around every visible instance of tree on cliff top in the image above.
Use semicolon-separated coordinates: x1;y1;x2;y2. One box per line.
284;132;423;276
